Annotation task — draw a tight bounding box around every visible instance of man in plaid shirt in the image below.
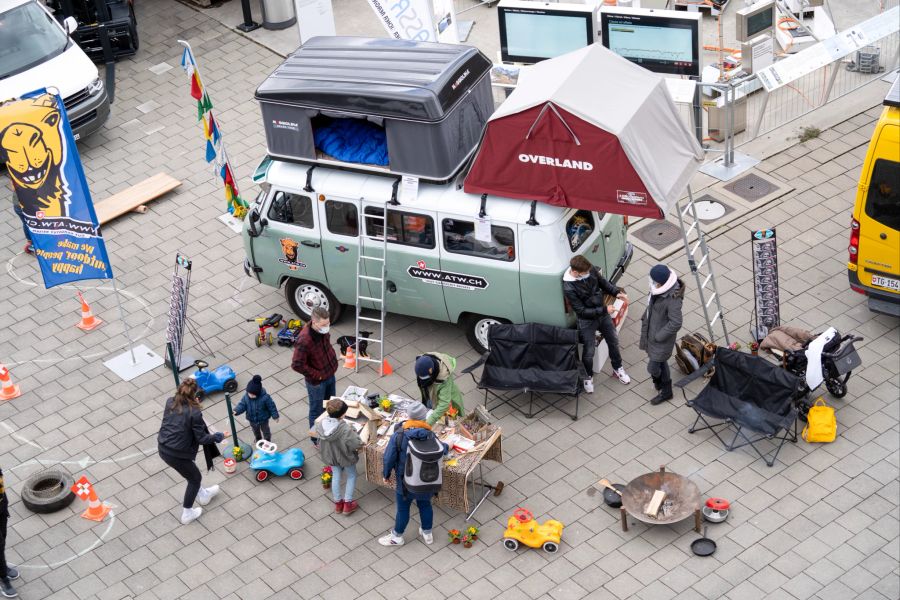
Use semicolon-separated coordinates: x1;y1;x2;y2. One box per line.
291;306;339;448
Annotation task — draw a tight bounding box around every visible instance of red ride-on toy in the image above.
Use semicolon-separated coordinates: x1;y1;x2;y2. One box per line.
247;313;283;347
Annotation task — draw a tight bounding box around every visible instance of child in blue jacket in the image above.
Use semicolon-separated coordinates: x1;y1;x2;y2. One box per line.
233;375;280;442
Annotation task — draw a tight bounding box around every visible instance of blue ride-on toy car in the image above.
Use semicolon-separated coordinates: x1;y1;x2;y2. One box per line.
191;360;238;399
249;440;305;482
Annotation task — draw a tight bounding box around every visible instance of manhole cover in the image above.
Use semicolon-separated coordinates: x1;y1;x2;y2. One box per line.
692;194;735;221
724;173;779;201
632;220;682;250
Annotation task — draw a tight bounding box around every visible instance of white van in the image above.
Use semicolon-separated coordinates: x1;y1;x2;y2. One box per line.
0;0;110;140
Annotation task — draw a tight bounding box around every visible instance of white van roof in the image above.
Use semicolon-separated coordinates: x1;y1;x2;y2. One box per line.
265;159;570;226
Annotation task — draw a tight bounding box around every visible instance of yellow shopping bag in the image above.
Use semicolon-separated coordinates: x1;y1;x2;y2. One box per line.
802;397;836;443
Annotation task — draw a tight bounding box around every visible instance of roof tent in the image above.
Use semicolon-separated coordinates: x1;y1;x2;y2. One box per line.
464;44;704;218
256;37;494;183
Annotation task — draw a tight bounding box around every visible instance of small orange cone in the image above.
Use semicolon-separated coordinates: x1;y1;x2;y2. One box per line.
75;292;102;331
379;359;393;376
343;347;356;369
71;476;111;522
0;364;21;401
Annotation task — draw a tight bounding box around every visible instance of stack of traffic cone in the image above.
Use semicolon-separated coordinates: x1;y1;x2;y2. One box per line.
71;476;111;522
0;364;21;401
343;347;356;369
379;359;393;376
75;292;102;331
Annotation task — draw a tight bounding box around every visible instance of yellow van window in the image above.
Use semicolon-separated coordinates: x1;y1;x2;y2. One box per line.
442;219;515;262
866;159;900;231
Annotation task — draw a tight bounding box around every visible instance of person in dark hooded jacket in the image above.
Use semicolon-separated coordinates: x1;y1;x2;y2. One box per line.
563;255;631;393
233;374;280;443
639;264;685;405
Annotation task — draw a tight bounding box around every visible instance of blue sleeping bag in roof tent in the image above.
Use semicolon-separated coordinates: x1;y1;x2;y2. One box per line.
313;119;390;166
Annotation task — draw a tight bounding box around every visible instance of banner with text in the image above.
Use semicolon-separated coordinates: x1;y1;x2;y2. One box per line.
365;0;436;41
0;92;113;288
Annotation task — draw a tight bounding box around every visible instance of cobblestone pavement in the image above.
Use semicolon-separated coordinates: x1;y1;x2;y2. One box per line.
0;2;897;599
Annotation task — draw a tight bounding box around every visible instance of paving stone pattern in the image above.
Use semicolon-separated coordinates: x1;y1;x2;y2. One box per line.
0;3;897;599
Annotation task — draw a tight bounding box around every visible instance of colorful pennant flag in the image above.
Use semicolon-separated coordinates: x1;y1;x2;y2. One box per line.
205;139;216;163
190;72;203;100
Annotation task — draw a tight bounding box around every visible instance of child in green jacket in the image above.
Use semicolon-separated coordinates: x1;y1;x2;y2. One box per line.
414;353;465;426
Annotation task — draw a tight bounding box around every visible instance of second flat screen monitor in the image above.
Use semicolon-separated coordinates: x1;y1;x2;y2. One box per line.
600;8;701;77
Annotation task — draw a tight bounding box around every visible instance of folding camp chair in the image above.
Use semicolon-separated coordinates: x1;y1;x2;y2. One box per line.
461;323;585;420
675;347;805;467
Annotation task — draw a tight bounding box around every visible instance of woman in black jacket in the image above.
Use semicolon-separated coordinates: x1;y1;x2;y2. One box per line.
158;379;229;524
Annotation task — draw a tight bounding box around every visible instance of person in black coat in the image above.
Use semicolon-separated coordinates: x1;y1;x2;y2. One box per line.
158;379;229;525
563;255;631;393
0;468;19;598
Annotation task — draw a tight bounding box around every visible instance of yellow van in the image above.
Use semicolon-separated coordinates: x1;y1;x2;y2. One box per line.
848;77;900;316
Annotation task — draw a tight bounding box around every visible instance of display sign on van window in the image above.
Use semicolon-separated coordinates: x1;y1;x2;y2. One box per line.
408;261;489;290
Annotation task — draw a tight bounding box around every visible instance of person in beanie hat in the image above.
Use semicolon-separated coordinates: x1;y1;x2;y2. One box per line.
233;375;280;443
639;264;684;405
313;399;364;515
415;353;465;426
563;255;631;393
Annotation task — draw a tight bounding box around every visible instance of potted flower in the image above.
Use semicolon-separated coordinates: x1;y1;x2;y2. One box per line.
379;397;393;412
462;534;473;548
448;529;461;544
321;466;333;490
465;525;479;541
728;342;742;352
750;341;760;356
232;446;244;461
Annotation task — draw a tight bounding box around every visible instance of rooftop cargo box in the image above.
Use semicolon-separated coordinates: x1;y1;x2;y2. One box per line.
255;36;494;183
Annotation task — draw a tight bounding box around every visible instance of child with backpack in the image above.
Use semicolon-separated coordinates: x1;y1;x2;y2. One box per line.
313;399;364;515
378;420;448;546
233;375;280;442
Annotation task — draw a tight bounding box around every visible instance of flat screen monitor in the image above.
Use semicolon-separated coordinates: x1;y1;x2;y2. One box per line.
736;1;775;43
498;1;597;64
599;7;701;77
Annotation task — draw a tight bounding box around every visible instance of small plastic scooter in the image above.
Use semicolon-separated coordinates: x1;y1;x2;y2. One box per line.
249;440;305;482
190;360;238;399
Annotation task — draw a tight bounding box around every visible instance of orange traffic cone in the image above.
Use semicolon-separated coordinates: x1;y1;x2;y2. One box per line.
343;347;356;369
0;364;21;401
379;359;393;376
75;292;102;331
71;476;111;522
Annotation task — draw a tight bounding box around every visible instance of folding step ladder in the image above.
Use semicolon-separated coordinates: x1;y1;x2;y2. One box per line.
354;201;388;372
673;186;731;345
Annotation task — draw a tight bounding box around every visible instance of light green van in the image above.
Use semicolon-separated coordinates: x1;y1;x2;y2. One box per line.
242;157;633;352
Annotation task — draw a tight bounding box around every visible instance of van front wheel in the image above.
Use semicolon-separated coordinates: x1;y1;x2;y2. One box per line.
285;279;342;322
464;315;507;354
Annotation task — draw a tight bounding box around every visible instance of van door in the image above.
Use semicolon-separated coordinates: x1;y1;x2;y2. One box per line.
858;148;900;293
317;197;361;305
262;189;326;287
363;205;449;322
437;214;524;324
599;214;627;282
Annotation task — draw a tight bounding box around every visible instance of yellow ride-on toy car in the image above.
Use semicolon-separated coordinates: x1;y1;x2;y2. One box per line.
503;508;564;553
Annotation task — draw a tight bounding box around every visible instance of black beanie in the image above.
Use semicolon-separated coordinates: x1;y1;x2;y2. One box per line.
246;375;263;396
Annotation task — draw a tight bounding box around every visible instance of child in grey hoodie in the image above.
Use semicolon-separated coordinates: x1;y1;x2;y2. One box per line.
313;399;364;515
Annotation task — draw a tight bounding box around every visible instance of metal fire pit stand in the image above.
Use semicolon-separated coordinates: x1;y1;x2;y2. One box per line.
619;466;702;533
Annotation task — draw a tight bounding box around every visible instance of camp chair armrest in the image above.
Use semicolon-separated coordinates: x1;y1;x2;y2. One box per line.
674;360;714;388
461;353;490;377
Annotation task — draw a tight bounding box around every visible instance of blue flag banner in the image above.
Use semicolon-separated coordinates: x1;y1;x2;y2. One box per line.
0;92;114;288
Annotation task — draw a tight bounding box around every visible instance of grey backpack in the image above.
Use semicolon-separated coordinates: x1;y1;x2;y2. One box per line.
403;432;443;494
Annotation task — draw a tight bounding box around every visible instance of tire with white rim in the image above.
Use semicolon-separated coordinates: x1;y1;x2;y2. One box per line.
285;279;342;322
464;315;507;354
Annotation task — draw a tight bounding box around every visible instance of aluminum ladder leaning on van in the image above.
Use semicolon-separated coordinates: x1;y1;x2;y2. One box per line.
673;186;731;345
354;200;388;372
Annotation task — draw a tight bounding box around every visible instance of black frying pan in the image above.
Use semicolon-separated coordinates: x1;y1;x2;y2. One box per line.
603;484;626;508
691;526;716;556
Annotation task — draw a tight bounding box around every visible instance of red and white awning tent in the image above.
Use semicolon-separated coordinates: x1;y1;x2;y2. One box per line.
464;44;704;219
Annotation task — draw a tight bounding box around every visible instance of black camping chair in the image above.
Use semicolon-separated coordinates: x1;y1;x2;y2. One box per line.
675;347;805;467
461;323;585;420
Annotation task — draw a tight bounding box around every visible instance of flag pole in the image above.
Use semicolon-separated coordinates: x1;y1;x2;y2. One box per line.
111;276;137;365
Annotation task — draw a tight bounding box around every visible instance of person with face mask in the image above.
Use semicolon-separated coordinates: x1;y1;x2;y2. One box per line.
292;306;338;448
639;264;685;405
563;255;631;393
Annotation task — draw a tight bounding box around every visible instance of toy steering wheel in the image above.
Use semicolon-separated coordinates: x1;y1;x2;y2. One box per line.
194;360;209;370
513;508;533;523
706;497;730;511
256;440;277;454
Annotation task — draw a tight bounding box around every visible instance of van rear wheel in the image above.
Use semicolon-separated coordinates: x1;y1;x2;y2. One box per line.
285;279;342;322
464;315;508;354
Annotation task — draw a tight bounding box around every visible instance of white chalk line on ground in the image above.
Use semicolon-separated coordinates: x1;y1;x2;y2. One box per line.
4;252;156;366
17;512;117;570
0;422;47;452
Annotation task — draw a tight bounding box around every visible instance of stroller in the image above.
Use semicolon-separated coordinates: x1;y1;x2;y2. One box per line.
780;328;863;417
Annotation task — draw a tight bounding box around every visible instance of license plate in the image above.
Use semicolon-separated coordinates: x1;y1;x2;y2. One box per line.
872;275;900;292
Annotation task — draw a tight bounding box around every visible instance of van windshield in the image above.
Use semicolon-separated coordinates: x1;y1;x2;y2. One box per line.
0;2;68;81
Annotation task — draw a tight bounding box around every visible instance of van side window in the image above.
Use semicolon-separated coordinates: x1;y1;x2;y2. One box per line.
364;207;435;249
442;219;515;262
325;200;359;236
866;159;900;231
566;210;595;251
267;191;314;228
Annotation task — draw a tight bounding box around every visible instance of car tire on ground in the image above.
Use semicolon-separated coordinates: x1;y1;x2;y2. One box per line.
285;279;342;323
464;315;508;354
22;470;76;514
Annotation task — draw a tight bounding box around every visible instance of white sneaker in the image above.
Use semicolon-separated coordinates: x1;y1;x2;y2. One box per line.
419;527;433;545
378;531;405;546
197;485;220;506
180;507;202;525
613;368;631;385
584;379;594;393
